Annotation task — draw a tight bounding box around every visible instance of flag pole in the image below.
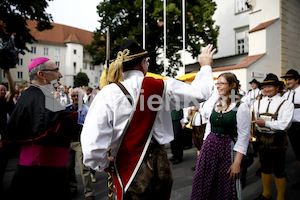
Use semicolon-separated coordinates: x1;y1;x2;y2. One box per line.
106;26;110;69
163;0;167;76
106;26;113;200
182;0;186;73
143;0;146;49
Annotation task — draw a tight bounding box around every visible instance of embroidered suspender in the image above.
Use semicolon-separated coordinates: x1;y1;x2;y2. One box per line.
115;82;133;106
258;99;286;120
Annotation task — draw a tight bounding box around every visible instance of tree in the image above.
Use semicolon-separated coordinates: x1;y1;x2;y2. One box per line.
86;0;219;77
74;72;89;87
0;0;53;53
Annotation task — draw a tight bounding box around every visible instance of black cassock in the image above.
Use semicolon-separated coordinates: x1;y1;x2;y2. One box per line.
3;85;80;200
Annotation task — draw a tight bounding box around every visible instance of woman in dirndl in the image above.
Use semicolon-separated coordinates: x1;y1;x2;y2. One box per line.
191;72;251;200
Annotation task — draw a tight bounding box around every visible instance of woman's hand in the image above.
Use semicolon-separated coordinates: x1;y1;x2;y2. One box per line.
227;162;240;180
227;152;243;180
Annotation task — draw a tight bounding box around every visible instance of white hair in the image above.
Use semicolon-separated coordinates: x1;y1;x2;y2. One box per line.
0;84;7;91
71;87;85;98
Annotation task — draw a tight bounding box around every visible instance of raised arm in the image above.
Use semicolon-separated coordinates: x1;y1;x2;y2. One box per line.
198;44;217;67
4;69;16;102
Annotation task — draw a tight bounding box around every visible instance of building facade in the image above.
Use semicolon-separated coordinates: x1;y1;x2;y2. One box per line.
184;0;300;92
1;20;104;88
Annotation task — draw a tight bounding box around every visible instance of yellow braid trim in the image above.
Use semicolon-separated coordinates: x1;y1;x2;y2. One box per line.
100;68;109;89
262;80;277;83
107;49;148;83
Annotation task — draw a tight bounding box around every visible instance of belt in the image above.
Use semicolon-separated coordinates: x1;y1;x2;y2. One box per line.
292;122;300;125
256;130;286;135
19;145;69;167
294;104;300;109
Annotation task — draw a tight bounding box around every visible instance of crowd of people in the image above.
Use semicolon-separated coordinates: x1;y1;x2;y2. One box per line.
0;39;299;200
0;58;100;200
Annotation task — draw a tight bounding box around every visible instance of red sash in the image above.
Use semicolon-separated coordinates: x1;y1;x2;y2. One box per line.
113;77;165;200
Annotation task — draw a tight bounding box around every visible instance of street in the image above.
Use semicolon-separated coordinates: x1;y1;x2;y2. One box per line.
3;141;300;200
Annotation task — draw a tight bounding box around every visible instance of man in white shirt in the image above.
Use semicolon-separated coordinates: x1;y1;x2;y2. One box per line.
83;87;94;107
59;85;71;107
242;78;261;106
281;69;300;189
252;73;294;200
81;40;216;200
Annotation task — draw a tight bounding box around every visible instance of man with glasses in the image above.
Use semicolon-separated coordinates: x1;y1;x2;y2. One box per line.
66;88;95;200
3;57;79;200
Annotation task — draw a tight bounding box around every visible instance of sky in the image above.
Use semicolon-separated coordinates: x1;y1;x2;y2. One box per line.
46;0;101;32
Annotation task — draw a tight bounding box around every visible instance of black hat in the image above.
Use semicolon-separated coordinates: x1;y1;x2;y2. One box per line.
260;73;282;87
118;40;154;62
106;40;154;83
249;79;260;85
280;69;300;79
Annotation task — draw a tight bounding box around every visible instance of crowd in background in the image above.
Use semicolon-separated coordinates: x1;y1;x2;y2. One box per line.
1;60;299;200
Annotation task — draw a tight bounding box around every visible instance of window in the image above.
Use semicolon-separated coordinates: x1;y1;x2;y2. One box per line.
90;65;95;70
31;46;36;54
73;49;77;54
44;48;49;56
235;28;249;54
236;0;250;13
73;62;77;74
17;71;23;79
17;58;23;66
95;76;98;83
2;70;6;79
55;61;60;67
55;48;61;57
237;39;245;54
83;62;87;69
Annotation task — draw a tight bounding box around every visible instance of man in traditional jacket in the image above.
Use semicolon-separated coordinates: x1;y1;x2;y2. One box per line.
2;57;79;200
281;69;300;189
252;73;294;200
81;40;216;200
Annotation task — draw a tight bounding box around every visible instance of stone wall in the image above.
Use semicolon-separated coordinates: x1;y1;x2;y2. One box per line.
281;0;300;75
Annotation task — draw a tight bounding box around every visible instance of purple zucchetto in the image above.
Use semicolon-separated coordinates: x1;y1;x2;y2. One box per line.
28;57;50;72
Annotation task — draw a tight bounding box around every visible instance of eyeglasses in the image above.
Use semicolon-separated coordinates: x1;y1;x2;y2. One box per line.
215;82;228;86
41;68;60;72
71;95;78;97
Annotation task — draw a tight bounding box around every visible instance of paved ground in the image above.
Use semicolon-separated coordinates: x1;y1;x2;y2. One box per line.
3;141;300;200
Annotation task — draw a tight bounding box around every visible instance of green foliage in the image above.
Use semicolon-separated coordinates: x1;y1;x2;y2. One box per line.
86;0;219;77
0;0;53;53
74;72;89;87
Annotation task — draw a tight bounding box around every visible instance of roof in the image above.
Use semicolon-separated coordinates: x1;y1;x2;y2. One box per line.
213;53;265;72
191;53;265;73
249;18;279;33
27;20;94;45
